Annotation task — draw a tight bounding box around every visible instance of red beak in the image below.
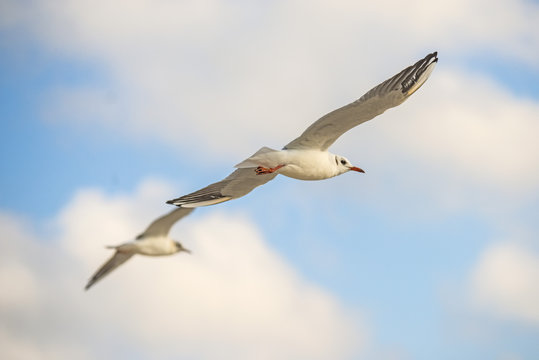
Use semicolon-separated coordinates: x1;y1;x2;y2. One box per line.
349;166;365;173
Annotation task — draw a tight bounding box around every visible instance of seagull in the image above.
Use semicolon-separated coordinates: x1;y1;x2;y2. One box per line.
167;52;438;208
85;207;194;290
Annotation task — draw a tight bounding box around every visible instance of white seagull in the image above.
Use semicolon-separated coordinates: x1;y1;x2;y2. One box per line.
85;207;194;290
167;52;438;208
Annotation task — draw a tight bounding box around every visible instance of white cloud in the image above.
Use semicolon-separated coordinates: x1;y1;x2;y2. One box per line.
5;3;537;291
2;1;538;357
470;242;539;325
12;0;535;217
0;179;364;360
385;69;539;193
3;0;538;160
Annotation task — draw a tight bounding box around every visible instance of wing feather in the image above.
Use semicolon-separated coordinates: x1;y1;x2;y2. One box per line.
85;252;133;290
137;207;194;238
284;52;438;151
167;168;278;208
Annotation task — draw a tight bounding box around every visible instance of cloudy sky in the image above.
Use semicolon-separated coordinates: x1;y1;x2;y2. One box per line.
1;0;538;359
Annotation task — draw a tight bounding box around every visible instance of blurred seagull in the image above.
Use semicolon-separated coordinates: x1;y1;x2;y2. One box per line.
167;52;438;208
85;207;194;290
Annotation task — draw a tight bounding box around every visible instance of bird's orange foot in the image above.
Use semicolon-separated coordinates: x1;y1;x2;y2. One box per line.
255;166;269;175
255;164;284;175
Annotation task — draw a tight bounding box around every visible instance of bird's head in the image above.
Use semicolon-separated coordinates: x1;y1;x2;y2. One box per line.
335;155;365;175
174;241;191;254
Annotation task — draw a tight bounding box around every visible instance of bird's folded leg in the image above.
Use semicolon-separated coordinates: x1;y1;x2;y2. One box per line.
255;164;284;175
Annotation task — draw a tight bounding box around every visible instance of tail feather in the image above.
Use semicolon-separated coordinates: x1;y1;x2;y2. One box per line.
234;146;276;168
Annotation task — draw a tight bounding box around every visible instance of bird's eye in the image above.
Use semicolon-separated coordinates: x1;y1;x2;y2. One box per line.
340;159;347;165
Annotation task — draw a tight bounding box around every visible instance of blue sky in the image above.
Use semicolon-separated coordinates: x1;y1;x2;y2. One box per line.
1;1;539;359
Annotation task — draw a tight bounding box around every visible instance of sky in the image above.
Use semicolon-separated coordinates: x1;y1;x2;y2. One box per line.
1;0;538;359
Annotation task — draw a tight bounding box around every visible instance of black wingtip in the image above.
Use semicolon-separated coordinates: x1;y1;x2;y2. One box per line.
399;52;438;95
166;199;182;207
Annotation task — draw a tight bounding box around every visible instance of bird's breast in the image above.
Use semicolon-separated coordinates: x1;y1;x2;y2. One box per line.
135;237;177;256
278;150;338;180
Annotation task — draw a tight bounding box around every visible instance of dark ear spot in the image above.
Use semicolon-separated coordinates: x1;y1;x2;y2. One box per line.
335;156;339;165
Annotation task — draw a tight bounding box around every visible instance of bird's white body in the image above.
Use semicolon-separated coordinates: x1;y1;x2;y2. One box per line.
236;148;346;180
113;236;179;256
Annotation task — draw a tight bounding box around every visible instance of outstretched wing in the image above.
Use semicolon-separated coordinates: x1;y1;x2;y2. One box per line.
85;251;133;290
137;207;194;239
284;52;438;151
167;168;278;208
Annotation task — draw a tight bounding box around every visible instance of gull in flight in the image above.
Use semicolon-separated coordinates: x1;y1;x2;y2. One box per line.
167;52;438;208
85;207;194;290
